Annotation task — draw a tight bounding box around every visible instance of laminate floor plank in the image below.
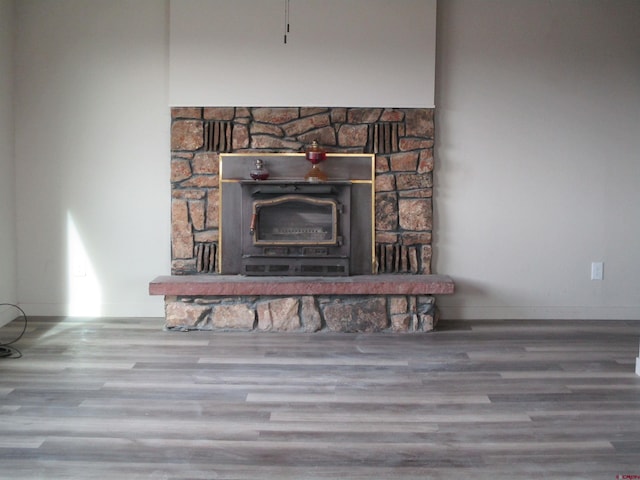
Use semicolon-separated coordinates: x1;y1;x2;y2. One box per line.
1;316;639;479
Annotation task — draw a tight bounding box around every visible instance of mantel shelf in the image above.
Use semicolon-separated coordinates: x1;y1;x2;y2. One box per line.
149;274;455;297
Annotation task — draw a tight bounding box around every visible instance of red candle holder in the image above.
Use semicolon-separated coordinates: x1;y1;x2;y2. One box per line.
304;140;327;182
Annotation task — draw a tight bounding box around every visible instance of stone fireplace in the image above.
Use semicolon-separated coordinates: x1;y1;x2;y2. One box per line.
149;107;454;332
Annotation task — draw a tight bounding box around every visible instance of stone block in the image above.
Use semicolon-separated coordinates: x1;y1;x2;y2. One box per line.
401;232;432;245
189;200;205;231
252;107;299;124
232;124;249;150
391;314;412;332
172;199;193;259
173;152;194;159
408;247;419;273
338;124;369;147
179;175;220;188
399;138;434;151
375;174;396;192
193;153;219;174
257;298;300;331
297;127;337;147
203;107;235;121
194;230;219;243
421;245;432;274
236;107;251;118
301;296;322;332
193;297;222;305
330;108;347;123
172;189;206;200
418;296;436;306
206;190;219;229
375;192;398;231
172;234;194;260
172;107;202;119
322;297;388;332
400;245;409;272
171;158;192;182
170;259;196;275
419;313;436;332
347;108;382;123
211;304;255;330
399;188;433;198
417;298;438;331
251;135;301;150
375;156;390;173
282;114;331;137
418;150;434;173
396;172;433;190
301;107;329;116
171;120;203;151
408;296;417;314
390;152;419;172
250;122;284;137
389;296;408;314
404;109;434;137
379;109;405;122
399;198;432;231
165;301;210;329
375;232;398;244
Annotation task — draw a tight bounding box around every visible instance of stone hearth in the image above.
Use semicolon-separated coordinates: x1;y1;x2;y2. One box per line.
150;275;454;333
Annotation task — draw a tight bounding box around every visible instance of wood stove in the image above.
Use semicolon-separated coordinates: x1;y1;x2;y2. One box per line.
218;153;375;276
240;181;351;276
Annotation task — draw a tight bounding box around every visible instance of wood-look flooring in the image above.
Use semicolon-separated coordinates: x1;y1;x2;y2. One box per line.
0;316;639;479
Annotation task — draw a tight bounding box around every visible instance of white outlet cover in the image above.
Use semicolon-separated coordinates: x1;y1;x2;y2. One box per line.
591;262;604;280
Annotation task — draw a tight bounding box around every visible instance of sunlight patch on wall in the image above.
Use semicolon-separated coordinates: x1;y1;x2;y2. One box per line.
67;212;102;316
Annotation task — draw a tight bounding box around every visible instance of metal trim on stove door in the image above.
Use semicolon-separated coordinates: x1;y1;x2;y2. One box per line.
251;194;339;246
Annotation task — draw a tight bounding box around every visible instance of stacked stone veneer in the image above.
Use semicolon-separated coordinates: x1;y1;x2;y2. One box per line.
168;106;439;333
166;294;438;333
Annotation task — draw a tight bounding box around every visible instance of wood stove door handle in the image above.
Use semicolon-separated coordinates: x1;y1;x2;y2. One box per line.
250;213;257;235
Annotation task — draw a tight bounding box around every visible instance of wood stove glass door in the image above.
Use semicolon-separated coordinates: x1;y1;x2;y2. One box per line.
252;195;339;246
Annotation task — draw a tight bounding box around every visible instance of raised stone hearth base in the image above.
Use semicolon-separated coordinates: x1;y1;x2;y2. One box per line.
150;275;455;333
164;294;438;333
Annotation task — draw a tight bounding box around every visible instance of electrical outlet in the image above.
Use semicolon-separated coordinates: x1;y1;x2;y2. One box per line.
591;262;604;281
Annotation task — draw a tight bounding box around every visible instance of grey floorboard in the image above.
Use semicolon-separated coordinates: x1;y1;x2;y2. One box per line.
1;316;639;479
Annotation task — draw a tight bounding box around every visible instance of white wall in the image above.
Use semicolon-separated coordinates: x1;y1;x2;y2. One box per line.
14;0;170;317
10;0;640;320
0;0;17;325
170;0;436;107
435;0;640;319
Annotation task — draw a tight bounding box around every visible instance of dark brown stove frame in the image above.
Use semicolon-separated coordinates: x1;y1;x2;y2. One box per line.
240;181;351;276
218;153;376;276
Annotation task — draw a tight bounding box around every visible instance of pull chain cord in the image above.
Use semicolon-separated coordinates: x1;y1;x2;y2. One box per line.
0;303;27;359
284;0;290;44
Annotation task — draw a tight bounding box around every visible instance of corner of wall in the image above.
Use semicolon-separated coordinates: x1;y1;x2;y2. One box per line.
0;0;18;306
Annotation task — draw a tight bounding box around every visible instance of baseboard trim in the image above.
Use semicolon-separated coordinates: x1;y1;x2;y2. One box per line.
438;305;640;321
15;302;165;318
0;304;20;328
